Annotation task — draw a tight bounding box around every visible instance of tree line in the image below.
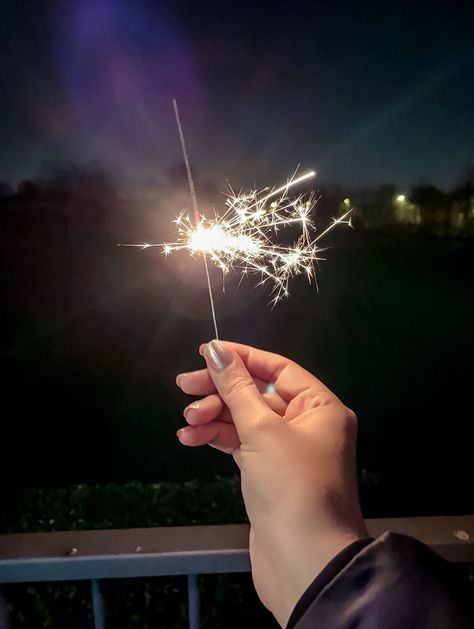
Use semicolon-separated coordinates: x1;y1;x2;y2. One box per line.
1;162;473;237
323;165;474;236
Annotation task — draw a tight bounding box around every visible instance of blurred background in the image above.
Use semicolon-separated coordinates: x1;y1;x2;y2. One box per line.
1;0;473;517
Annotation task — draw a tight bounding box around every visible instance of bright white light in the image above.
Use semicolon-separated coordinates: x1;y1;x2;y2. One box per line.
120;171;351;306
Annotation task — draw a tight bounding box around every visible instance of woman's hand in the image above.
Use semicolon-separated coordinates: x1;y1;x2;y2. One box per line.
176;340;368;627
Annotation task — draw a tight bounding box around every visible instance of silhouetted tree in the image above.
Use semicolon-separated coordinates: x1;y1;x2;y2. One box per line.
314;185;344;225
17;180;43;201
410;185;450;233
0;181;14;198
451;164;474;235
352;185;395;229
37;161;122;232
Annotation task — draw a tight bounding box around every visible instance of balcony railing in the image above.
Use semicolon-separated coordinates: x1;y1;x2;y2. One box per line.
1;515;473;628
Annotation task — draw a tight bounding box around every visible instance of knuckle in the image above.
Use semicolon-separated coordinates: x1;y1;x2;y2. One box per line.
345;407;358;424
225;374;255;400
342;406;358;435
250;411;274;434
305;386;334;408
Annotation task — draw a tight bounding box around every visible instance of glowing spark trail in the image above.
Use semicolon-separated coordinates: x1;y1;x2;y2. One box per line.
120;171;352;310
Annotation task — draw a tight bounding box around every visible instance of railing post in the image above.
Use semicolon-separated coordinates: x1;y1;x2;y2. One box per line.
187;574;200;629
0;586;10;629
90;579;105;629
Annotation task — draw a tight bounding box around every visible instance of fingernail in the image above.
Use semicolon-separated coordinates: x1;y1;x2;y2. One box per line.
176;373;187;388
177;426;193;441
206;339;232;370
183;402;200;418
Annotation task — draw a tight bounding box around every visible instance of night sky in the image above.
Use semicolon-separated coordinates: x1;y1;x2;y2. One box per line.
1;1;474;496
1;0;473;192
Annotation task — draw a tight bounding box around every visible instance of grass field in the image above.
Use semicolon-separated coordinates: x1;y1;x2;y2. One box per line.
1;226;473;515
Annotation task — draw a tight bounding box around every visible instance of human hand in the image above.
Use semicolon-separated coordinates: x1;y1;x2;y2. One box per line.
176;340;368;627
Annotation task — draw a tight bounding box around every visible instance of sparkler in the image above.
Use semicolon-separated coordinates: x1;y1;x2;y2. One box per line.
119;102;352;338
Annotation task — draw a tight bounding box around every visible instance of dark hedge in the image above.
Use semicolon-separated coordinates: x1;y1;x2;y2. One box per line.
1;479;278;628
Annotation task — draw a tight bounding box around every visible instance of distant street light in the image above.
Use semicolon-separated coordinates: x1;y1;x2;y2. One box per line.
396;194;406;203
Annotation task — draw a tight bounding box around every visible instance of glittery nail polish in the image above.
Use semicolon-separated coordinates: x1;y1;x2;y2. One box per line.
206;339;232;370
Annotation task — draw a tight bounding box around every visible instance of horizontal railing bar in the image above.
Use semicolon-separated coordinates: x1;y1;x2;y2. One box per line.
367;515;474;562
0;524;250;559
0;550;251;583
0;516;472;584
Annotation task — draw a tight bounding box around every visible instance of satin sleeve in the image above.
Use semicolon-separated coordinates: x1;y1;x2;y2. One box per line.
287;532;473;629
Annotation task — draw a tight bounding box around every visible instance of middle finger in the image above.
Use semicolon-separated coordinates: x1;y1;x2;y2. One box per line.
184;394;228;425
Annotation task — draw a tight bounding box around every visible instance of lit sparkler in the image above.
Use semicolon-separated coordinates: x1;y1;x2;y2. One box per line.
119;100;351;338
120;170;351;307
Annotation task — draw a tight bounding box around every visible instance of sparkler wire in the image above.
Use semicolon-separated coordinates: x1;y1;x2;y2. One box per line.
173;99;220;339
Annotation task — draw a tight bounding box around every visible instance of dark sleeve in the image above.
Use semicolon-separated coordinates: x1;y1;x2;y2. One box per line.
287;532;473;629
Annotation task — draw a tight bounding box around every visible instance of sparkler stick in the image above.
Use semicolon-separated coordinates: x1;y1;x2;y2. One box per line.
172;98;220;339
172;99;200;224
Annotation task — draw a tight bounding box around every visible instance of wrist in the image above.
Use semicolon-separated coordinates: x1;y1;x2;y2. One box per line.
253;517;367;627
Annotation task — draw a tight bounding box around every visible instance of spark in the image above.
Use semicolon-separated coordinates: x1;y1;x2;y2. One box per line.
120;171;351;306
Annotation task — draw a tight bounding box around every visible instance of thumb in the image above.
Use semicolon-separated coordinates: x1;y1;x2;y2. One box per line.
201;340;277;440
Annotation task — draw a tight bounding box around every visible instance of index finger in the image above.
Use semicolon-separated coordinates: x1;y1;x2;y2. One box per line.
200;341;331;402
223;342;290;383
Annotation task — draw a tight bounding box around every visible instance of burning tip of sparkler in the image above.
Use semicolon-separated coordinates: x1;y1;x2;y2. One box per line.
121;169;350;307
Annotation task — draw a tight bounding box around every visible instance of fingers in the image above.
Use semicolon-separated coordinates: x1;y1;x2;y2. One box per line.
176;369;215;396
274;361;331;403
177;368;282;401
176;342;292;396
176;340;331;450
222;342;291;383
225;342;331;400
183;394;228;425
177;421;240;454
177;368;287;416
230;341;331;402
182;341;330;403
201;340;279;439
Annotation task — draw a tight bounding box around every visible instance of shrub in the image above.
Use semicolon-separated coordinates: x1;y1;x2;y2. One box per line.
1;478;278;628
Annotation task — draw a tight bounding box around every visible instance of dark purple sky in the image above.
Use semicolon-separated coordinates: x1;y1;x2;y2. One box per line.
1;0;473;191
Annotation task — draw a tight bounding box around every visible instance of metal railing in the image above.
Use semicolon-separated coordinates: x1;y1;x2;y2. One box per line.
1;515;473;628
